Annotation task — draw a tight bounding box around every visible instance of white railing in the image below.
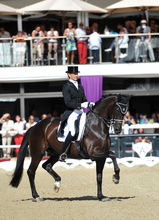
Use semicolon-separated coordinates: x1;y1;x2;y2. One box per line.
0;32;159;66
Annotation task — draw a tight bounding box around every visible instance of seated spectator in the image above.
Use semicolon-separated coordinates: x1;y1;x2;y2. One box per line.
63;21;77;64
32;25;45;65
0;113;14;158
12;31;28;66
26;115;37;130
122;111;137;134
105;22;129;59
76;22;87;64
14;115;26;156
88;27;101;63
135;19;155;62
47;25;59;64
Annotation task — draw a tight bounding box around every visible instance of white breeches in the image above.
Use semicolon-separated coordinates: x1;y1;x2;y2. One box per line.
67;109;83;136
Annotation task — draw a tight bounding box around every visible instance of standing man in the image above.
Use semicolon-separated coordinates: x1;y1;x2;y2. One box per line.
76;22;87;64
135;19;155;62
88;27;101;63
58;66;94;162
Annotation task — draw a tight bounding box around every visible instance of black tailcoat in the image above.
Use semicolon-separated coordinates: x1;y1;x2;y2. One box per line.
57;80;87;137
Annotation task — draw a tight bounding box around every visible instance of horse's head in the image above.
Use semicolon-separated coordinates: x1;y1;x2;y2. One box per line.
108;94;131;134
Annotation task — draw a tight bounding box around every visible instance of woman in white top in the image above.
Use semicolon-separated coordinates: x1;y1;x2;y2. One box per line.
47;25;59;62
0;113;14;158
14;115;26;156
26;115;37;130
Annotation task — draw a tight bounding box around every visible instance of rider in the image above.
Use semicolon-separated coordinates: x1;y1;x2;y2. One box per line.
58;66;94;162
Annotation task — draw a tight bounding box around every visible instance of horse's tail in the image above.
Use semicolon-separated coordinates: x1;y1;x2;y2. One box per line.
10;128;31;188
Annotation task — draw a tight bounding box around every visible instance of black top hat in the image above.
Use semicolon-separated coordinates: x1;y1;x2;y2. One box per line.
66;66;80;73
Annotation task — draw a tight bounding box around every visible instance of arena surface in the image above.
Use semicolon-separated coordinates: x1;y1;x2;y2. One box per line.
1;164;159;220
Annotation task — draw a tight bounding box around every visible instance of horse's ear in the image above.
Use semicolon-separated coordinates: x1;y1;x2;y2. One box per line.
126;95;132;102
117;94;121;102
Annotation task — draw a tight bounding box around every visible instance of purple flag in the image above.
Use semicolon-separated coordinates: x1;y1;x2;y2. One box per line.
80;75;103;112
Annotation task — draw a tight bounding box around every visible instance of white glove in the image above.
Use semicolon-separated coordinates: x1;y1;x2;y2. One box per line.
89;102;95;106
81;102;89;108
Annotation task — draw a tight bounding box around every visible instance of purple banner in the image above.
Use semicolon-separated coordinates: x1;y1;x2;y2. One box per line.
80;75;103;112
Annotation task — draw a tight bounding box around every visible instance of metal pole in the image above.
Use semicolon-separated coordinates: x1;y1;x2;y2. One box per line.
17;15;22;31
20;83;25;118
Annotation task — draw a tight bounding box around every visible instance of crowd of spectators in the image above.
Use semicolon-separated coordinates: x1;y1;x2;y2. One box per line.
1;18;159;66
0;112;54;159
0;109;159;159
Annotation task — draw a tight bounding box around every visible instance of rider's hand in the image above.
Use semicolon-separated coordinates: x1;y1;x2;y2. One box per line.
81;102;89;108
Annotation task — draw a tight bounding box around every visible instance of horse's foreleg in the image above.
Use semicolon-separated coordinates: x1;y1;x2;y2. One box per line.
96;158;107;201
27;157;44;202
108;151;120;184
42;155;61;193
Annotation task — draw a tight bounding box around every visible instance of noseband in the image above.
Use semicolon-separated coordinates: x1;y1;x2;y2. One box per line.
90;100;128;129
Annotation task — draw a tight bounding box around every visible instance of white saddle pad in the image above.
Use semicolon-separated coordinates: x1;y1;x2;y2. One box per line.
57;112;86;143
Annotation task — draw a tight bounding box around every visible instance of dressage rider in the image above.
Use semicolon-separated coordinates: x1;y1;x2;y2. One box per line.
58;66;94;162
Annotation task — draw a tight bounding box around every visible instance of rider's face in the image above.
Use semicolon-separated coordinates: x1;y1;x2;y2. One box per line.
68;72;78;81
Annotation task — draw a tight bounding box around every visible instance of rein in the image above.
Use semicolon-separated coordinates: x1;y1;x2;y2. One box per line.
90;100;128;129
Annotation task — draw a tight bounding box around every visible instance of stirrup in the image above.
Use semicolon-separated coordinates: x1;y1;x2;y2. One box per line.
59;153;67;162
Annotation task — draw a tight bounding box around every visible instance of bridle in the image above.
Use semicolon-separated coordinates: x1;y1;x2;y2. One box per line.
90;100;128;129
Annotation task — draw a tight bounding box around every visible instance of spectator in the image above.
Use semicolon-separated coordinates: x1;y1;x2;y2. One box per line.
150;20;158;34
26;115;37;130
138;128;144;134
63;21;77;64
76;22;87;64
0;113;14;158
41;114;47;120
105;23;129;58
31;109;39;122
130;20;137;34
47;25;59;64
135;19;155;62
40;24;47;37
90;22;98;34
84;26;90;35
12;31;28;66
0;27;11;66
125;20;131;33
0;27;11;42
14;115;26;156
122;111;137;134
32;25;45;65
88;27;101;63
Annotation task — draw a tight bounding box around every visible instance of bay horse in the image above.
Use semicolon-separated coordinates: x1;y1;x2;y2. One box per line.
10;94;130;202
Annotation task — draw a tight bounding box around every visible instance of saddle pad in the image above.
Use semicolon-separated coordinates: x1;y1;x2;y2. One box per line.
57;112;86;143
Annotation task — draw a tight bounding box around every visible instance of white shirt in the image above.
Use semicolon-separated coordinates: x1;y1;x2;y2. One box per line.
0;31;11;43
47;30;58;43
69;79;78;89
26;122;37;129
76;28;86;41
88;32;102;50
1;120;14;137
14;121;26;134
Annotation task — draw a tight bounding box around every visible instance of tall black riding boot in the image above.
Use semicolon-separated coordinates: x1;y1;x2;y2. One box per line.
59;132;73;162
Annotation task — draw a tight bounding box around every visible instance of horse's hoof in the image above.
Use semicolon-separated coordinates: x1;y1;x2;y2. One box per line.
32;197;44;202
54;181;61;193
112;174;119;184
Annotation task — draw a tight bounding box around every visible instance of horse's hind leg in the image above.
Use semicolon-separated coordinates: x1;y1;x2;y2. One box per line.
42;155;61;193
27;156;44;202
108;151;120;184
